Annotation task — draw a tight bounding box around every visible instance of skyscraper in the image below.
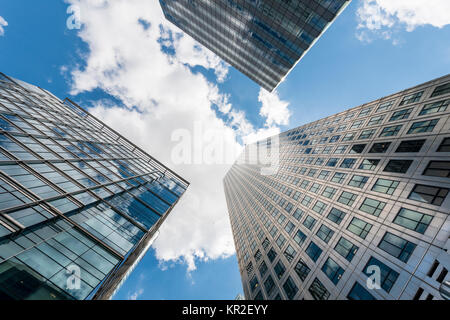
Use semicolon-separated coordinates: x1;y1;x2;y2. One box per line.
159;0;350;92
0;73;189;300
224;75;450;300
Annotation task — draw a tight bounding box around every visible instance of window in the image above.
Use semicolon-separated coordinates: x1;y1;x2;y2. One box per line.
274;260;286;279
372;178;399;195
384;160;413;173
359;107;372;117
350;144;366;154
369;142;391;153
318;170;330;180
419;100;449;115
407;119;439;134
389;108;412;121
305;241;322;262
294;229;307;246
316;224;334;244
377;101;394;112
358;159;379;171
329;135;340;143
351;120;364;129
359;129;375;140
347;217;372;239
379;125;402;137
276;234;286;248
396;139;425;153
284;221;295;234
437;138;450;152
347;282;376;300
331;172;347;184
393;208;433;234
364;257;399;293
423;161;450;178
312;200;327;215
259;262;268;277
284;245;296;262
309;183;321;194
338;191;357;206
368;115;384;126
250;276;259;292
322;257;344;285
399;91;423;105
335;237;359;262
264;275;275;295
334;145;348;154
348;175;369;188
326;158;339;167
408;184;449;206
431;82;450;97
342;132;355;141
359;197;386;217
301;195;312;207
322;186;337;199
309;278;330;300
327;208;346;225
341;158;356;168
294;259;311;281
293;208;304;221
378;232;416;263
303;215;316;230
283;276;298;300
267;248;277;262
253;291;263;300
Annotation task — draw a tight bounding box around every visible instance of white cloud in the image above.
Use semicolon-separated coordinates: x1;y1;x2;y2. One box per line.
0;16;8;36
258;89;291;127
128;288;144;300
356;0;450;43
65;0;290;272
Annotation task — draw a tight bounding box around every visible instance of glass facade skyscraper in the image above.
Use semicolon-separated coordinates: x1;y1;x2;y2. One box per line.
224;75;450;300
0;73;189;300
159;0;350;92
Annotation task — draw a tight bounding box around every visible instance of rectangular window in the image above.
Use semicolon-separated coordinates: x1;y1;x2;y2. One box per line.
399;91;423;105
347;282;376;300
358;159;380;171
340;158;357;168
393;208;433;234
334;145;348;154
305;241;322;262
293;208;304;221
316;224;334;244
350;144;366;154
284;221;295;234
379;125;402;137
276;234;286;249
264;275;275;295
326;158;339;167
267;248;277;262
322;186;337;199
378;232;416;263
369;142;391;153
294;229;307;246
407;119;439;134
396;139;426;153
338;191;358;206
348;175;369;188
431;82;450;97
331;172;347;184
294;258;311;281
377;100;394;112
303;215;317;230
423;161;450;178
408;184;449;206
318;170;330;180
384;160;413;173
327;208;346;225
301;195;313;207
437;137;450;152
334;237;359;262
274;260;286;279
359;129;376;140
419;100;449;115
342;133;355;141
372;178;399;195
359;197;386;217
322;257;344;285
389;108;412;121
283;276;298;300
368;115;384;126
308;278;330;300
312;200;327;215
347;217;372;239
364;257;400;293
284;245;297;263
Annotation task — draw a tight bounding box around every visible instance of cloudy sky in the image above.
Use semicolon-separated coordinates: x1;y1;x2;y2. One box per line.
0;0;449;299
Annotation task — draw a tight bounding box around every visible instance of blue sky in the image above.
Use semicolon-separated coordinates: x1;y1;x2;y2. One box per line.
0;0;449;300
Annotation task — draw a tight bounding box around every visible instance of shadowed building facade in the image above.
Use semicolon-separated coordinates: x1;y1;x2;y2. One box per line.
0;73;189;300
224;75;450;300
159;0;350;92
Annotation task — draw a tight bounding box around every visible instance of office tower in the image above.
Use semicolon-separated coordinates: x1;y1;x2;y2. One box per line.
224;75;450;300
159;0;350;92
0;73;189;300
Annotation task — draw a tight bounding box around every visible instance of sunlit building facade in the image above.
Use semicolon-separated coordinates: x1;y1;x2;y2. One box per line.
224;75;450;300
159;0;350;92
0;73;189;300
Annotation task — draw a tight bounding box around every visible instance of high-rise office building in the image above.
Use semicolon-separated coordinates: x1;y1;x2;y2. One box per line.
159;0;350;92
224;75;450;300
0;73;189;300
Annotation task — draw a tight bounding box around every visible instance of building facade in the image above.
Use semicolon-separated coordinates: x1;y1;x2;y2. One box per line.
0;73;189;300
159;0;350;92
224;75;450;300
